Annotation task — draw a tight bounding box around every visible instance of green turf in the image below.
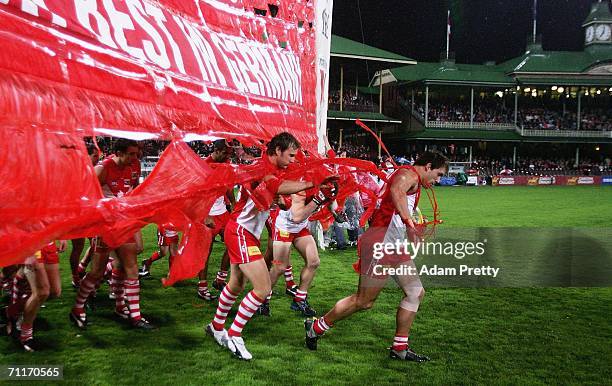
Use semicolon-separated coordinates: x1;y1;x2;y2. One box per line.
1;186;611;385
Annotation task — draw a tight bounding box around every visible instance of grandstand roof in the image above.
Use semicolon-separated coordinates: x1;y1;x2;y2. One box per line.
331;35;417;65
390;61;515;87
327;110;401;123
499;46;612;75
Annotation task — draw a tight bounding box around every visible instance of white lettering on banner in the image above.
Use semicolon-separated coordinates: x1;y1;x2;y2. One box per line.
7;0;304;104
74;0;119;49
102;0;147;61
498;177;515;185
22;0;67;27
578;177;595;185
126;0;170;69
173;17;227;86
145;3;186;74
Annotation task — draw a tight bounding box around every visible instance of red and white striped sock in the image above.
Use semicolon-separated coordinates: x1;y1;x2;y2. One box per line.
74;274;96;311
293;289;307;303
212;286;239;331
198;280;208;293
111;269;125;311
215;270;228;283
124;279;141;321
284;265;296;288
392;334;409;351
313;316;333;336
77;261;87;275
228;291;264;337
7;274;24;319
20;322;33;343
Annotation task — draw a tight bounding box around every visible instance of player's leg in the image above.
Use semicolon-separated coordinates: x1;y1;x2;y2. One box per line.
389;261;429;362
259;240;291;316
207;263;246;346
290;235;319;316
117;242;153;329
76;238;94;282
140;232;166;277
213;249;230;291
21;263;50;351
305;274;386;350
69;238;85;287
197;240;217;301
226;258;271;360
44;263;61;299
70;239;110;328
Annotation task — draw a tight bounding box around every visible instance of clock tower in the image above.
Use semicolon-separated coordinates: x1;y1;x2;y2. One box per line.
583;0;612;52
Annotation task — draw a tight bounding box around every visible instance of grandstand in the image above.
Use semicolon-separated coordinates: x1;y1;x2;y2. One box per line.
326;1;611;184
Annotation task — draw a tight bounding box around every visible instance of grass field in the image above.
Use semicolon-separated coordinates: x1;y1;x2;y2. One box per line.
2;186;611;385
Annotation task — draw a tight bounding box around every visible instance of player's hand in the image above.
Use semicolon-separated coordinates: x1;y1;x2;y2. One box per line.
205;216;215;229
57;240;68;252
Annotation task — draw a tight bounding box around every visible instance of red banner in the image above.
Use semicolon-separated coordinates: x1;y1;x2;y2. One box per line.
0;0;317;148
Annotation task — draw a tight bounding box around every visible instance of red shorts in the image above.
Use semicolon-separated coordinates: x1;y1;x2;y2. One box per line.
210;212;230;237
355;226;412;279
93;234;137;253
273;227;311;243
39;242;59;264
224;221;263;265
157;232;179;246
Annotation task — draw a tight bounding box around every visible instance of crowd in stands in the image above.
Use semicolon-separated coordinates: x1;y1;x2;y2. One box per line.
411;102;612;131
467;157;612;177
328;89;378;112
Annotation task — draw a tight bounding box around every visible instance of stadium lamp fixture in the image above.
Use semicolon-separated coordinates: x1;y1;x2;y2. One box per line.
516;86;521;91
551;86;557;91
609;87;612;92
557;87;564;93
596;89;601;95
595;146;600;151
524;87;531;92
495;91;504;97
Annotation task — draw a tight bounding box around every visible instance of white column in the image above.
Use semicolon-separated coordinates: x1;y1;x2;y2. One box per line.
575;147;579;167
513;146;517;168
470;87;474;128
577;88;582;130
469;145;473;165
378;130;382;158
379;73;383;114
411;88;415;114
339;128;343;148
339;66;344;112
514;90;518;126
425;86;429;126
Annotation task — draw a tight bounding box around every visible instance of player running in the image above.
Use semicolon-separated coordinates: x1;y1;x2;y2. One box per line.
70;139;154;330
197;139;235;300
259;187;336;317
305;151;448;362
139;223;179;278
205;132;331;360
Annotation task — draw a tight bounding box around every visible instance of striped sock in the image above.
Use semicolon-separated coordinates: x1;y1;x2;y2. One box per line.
313;316;333;335
104;257;114;278
215;271;228;283
20;323;33;343
198;280;208;294
228;291;264;337
284;266;296;288
293;289;307;303
124;279;141;321
392;334;409;351
212;286;239;331
7;274;23;319
111;269;125;311
74;274;96;311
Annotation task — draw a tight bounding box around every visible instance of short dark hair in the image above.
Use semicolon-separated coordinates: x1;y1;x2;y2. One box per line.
213;139;228;151
114;139;138;154
266;132;300;156
85;142;97;155
414;151;449;170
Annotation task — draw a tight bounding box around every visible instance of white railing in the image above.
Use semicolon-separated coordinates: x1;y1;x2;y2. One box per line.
427;121;517;131
518;127;612;138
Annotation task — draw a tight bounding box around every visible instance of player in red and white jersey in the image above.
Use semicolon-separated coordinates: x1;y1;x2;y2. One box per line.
17;240;66;351
259;186;336;318
305;151;448;362
197;139;235;300
69;142;101;288
70;139;154;330
138;223;179;277
206;132;329;360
